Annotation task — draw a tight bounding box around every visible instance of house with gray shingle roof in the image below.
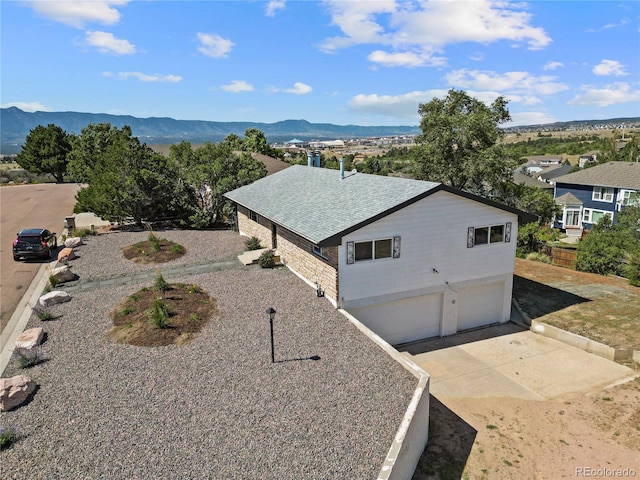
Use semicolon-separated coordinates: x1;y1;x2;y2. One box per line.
553;161;640;236
225;164;533;345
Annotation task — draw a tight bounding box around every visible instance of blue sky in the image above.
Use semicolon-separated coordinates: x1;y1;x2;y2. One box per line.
1;0;639;127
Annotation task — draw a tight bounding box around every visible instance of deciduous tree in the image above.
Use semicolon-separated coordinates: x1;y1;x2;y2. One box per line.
412;89;514;197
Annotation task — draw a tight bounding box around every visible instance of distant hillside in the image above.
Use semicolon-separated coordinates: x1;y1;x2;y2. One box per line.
0;107;421;154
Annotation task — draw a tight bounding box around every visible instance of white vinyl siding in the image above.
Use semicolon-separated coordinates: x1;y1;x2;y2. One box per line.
339;190;517;304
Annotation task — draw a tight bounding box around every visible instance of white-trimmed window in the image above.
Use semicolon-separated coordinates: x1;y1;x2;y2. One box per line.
620;190;640;206
564;209;581;227
582;208;611;224
592;187;614;202
346;237;400;264
467;223;510;247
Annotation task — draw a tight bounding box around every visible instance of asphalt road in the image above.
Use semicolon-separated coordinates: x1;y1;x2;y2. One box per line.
0;183;81;332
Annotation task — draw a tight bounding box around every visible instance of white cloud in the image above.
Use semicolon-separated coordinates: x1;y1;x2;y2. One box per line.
543;61;563;71
445;69;569;96
197;33;234;58
321;0;551;67
1;101;52;112
568;83;640;107
368;50;446;68
265;0;286;17
507;111;557;127
284;82;312;95
593;59;627;76
26;0;128;28
220;80;255;93
348;89;450;119
102;71;182;83
85;31;135;55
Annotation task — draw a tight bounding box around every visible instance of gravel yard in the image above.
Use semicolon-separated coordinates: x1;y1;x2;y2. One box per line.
1;230;418;479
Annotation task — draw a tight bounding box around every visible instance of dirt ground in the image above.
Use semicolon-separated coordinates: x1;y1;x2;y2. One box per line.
414;259;640;479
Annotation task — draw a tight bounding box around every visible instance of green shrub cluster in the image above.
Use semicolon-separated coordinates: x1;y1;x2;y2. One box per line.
245;236;263;251
258;250;276;269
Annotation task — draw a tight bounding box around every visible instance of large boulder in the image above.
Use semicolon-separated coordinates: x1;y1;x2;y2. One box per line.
15;327;44;349
57;247;76;263
39;290;71;307
50;265;74;283
0;375;36;412
64;237;84;248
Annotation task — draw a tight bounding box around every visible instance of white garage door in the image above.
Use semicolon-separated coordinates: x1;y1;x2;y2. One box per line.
348;293;442;345
457;282;504;331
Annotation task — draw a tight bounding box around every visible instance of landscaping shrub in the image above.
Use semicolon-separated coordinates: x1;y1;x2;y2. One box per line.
0;427;16;450
153;271;170;292
147;299;172;328
258;250;276;268
245;236;263;251
525;252;552;264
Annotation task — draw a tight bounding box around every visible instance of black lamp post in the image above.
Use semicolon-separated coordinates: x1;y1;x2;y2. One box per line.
266;307;276;363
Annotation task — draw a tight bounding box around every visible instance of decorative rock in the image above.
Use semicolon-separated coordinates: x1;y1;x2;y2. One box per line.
64;237;83;248
39;290;71;307
50;265;75;283
57;247;76;263
15;327;44;349
0;375;36;411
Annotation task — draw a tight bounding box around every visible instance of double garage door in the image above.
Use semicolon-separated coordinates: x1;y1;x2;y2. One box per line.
348;281;505;346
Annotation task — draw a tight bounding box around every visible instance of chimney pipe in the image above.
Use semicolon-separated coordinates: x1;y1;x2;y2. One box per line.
315;151;321;168
307;152;313;167
340;158;345;179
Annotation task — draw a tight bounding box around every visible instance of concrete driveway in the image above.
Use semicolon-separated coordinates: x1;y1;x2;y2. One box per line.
398;323;638;400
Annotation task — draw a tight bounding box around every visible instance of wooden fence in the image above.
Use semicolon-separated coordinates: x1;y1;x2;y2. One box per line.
542;246;578;268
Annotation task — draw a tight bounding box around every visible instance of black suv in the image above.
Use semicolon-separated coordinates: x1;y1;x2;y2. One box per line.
13;228;57;261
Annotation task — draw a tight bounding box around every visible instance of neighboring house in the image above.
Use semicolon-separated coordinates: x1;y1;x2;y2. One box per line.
225;165;534;346
512;172;555;194
554;161;640;236
578;151;598;168
537;164;573;185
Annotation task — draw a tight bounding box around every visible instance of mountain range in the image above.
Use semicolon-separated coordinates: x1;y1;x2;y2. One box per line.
0;107;421;154
2;107;638;156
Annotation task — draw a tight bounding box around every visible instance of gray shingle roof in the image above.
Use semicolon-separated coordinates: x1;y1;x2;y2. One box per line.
225;165;535;246
555;192;583;205
225;165;440;245
554;162;640;190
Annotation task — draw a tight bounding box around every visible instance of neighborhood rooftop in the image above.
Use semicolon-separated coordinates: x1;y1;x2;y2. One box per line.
554;161;640;189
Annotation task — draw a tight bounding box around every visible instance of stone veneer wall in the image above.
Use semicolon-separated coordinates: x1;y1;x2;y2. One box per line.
237;208;272;248
236;208;339;302
276;234;339;302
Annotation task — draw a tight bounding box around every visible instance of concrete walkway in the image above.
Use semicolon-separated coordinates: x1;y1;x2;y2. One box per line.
399;323;638;401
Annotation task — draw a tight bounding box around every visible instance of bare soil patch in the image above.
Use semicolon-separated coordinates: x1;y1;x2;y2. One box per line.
513;258;640;349
105;283;215;347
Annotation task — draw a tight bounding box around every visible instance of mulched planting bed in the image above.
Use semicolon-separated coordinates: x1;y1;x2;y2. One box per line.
105;283;215;347
122;235;186;264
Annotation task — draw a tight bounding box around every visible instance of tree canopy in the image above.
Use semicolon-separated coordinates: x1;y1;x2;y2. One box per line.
16;124;72;182
412;89;514;197
74;126;187;225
